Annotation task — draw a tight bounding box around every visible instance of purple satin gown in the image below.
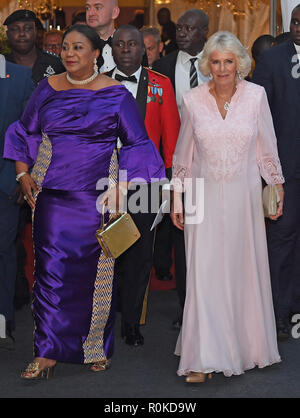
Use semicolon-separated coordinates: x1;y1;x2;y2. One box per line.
4;78;165;364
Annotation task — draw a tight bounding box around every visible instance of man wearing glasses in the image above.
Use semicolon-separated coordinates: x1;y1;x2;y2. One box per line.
43;29;64;56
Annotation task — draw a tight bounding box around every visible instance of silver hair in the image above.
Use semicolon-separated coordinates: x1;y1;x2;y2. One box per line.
199;31;252;79
140;26;161;44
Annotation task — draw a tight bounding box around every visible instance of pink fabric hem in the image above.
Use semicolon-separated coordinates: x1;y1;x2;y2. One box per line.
177;357;281;378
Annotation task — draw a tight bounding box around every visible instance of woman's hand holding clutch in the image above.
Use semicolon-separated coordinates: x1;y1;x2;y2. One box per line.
268;185;284;221
171;191;184;231
100;183;127;213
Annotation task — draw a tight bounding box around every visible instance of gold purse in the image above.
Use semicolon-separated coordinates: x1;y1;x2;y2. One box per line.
262;185;280;217
96;208;141;259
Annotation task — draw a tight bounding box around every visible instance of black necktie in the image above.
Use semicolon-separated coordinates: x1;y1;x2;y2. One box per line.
115;74;138;83
190;58;198;89
100;36;113;49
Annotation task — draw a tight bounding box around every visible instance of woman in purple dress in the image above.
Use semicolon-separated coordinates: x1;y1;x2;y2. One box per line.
4;25;165;379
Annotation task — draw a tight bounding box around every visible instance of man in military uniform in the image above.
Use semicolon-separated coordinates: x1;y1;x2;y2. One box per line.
108;24;180;346
4;10;65;85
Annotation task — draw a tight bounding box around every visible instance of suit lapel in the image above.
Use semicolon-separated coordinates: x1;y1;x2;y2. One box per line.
106;66;148;120
170;51;179;89
136;67;148;120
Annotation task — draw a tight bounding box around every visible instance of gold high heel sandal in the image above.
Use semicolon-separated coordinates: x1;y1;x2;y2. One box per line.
90;359;111;372
21;362;56;380
185;372;213;383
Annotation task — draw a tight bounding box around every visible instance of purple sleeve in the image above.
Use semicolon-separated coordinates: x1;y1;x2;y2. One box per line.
4;80;47;167
118;91;165;183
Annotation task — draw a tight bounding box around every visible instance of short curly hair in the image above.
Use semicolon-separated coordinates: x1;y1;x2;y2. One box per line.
199;31;252;79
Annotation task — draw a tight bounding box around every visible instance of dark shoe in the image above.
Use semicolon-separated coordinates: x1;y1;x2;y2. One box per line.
122;322;144;347
157;272;173;281
172;316;182;330
276;318;290;340
0;333;15;351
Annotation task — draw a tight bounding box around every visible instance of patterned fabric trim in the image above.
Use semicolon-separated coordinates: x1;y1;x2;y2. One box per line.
31;132;52;189
83;149;118;364
31;131;53;357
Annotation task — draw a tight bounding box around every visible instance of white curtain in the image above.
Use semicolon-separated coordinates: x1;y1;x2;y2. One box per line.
281;0;299;32
149;0;270;49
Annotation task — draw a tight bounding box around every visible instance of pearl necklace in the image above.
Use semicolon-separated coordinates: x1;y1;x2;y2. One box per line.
66;70;98;85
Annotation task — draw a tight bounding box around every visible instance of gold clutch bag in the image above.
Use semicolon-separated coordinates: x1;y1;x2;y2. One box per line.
96;210;141;259
262;185;280;217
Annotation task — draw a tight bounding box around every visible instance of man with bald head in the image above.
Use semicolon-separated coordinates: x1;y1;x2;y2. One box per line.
86;0;120;72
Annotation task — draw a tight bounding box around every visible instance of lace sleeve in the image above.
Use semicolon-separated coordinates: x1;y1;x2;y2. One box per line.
258;157;285;185
171;96;195;191
256;88;285;185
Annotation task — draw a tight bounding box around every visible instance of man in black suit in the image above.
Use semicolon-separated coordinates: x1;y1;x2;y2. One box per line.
0;55;34;350
152;9;209;329
107;25;179;346
252;4;300;339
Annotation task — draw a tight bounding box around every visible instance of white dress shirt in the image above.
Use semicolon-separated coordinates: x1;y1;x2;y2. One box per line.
100;44;116;73
175;50;208;115
112;66;142;148
112;66;142;99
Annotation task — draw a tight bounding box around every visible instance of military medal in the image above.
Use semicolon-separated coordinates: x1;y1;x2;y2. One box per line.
151;86;158;96
151;86;158;103
158;88;163;104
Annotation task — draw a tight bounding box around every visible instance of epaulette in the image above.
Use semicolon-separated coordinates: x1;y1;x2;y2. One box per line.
42;49;60;59
145;67;169;79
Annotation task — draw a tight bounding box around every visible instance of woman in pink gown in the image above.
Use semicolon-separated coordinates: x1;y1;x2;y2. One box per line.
171;31;284;382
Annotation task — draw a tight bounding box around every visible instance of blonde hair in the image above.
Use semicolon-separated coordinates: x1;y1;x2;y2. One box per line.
199;31;252;79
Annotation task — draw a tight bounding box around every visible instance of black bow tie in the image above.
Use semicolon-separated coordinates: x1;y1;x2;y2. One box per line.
115;74;138;83
100;36;113;48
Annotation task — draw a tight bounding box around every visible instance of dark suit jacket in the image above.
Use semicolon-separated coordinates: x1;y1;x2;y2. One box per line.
152;50;179;91
252;40;300;180
0;60;34;196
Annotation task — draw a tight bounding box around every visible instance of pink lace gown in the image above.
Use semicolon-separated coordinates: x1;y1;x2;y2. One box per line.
173;80;284;377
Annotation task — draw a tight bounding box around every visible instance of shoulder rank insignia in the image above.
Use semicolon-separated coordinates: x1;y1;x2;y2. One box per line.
44;65;56;78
